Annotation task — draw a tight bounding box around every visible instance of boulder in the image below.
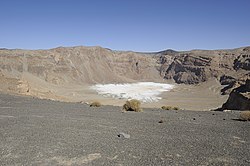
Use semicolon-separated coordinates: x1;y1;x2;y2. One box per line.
219;75;236;85
221;79;250;110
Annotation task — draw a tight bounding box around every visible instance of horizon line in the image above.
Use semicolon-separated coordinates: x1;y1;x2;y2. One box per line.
0;45;249;53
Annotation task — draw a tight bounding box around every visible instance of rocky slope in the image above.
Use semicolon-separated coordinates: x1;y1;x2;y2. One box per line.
155;47;249;84
220;79;250;110
0;46;160;84
0;46;249;110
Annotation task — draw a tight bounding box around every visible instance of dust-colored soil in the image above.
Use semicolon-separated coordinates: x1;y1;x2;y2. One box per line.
0;73;226;111
81;79;228;111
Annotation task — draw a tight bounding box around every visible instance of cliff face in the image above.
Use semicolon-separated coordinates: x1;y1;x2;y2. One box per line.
163;54;215;84
221;79;250;110
155;48;249;85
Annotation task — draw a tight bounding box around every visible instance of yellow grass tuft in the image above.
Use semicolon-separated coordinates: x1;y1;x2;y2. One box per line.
123;99;143;112
161;105;180;110
90;101;101;107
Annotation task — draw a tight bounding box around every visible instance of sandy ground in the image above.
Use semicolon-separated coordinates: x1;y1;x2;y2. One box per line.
56;79;227;111
0;93;249;165
0;71;228;111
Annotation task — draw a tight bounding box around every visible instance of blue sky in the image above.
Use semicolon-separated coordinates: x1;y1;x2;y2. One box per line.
0;0;249;51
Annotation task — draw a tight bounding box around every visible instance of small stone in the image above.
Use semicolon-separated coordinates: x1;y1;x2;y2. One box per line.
193;118;196;120
118;132;130;139
212;113;215;115
223;110;232;112
159;120;164;123
223;118;226;120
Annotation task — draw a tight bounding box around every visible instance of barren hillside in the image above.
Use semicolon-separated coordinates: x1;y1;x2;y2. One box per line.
0;46;249;110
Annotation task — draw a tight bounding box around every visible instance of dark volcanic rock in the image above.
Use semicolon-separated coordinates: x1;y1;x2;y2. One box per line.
221;82;239;95
220;75;237;95
221;74;249;95
221;79;250;110
219;75;236;85
234;54;250;70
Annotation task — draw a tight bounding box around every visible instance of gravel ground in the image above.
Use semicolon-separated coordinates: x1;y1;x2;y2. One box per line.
0;93;249;166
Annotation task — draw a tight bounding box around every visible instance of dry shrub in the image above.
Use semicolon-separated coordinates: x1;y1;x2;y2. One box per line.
162;106;180;110
161;106;172;110
239;111;250;121
173;107;180;110
123;99;143;112
90;101;101;107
